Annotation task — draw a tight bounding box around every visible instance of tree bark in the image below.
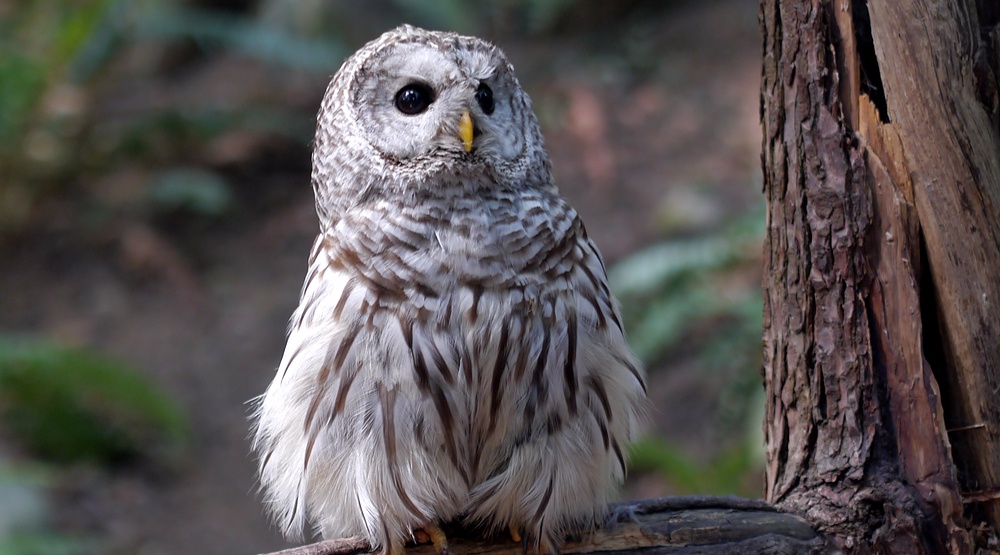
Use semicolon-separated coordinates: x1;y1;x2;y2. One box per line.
760;0;1000;552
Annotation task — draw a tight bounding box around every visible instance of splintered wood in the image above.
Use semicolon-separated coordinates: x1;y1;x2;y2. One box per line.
867;0;1000;532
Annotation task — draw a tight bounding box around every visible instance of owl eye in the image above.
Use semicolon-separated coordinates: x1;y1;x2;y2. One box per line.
394;83;434;115
475;83;495;115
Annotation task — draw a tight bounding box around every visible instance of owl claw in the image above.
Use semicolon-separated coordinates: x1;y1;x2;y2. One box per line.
415;524;449;555
509;525;522;543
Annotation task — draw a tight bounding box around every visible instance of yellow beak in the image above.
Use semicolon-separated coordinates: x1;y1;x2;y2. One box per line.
459;110;474;152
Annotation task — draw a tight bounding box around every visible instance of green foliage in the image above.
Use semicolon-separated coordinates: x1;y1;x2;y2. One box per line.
0;0;115;144
388;0;481;32
150;167;234;217
629;436;761;497
0;1;119;232
0;1;331;235
134;6;346;72
386;0;585;34
0;461;96;555
519;0;581;32
0;56;46;147
611;205;764;364
0;534;94;555
0;339;189;465
111;108;313;164
612;204;766;494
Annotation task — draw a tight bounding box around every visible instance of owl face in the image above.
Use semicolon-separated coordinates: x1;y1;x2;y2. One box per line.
311;26;554;227
345;26;538;169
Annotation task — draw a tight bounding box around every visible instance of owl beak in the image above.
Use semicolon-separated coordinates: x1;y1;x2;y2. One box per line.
459;110;474;152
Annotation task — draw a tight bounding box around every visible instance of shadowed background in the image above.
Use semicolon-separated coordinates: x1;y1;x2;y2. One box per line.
0;1;761;553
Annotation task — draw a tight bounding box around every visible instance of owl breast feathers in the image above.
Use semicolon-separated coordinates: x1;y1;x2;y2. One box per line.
251;24;647;554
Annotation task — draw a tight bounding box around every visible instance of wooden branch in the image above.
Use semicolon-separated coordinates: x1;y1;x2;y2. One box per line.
257;496;823;555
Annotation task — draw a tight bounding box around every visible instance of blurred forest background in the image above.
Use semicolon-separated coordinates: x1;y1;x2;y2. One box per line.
0;0;762;553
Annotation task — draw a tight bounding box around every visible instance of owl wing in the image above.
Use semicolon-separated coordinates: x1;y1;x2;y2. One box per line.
251;229;471;549
462;213;648;544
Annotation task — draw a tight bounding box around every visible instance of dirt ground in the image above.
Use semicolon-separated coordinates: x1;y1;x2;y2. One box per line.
0;1;761;553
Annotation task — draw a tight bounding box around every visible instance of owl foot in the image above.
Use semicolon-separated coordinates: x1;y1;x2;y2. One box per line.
414;524;449;555
509;525;522;543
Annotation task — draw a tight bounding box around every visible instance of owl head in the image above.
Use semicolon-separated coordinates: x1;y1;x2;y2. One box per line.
311;25;553;227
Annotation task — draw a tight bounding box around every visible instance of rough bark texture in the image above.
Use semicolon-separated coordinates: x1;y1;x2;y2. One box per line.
258;497;824;555
759;0;1000;552
760;0;887;547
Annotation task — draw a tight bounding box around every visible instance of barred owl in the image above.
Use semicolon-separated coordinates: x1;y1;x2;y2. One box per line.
252;25;647;554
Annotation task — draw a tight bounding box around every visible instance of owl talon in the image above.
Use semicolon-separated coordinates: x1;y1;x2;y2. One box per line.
509;525;522;543
416;524;449;555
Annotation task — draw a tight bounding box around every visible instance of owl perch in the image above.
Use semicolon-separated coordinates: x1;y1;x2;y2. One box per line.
257;496;823;555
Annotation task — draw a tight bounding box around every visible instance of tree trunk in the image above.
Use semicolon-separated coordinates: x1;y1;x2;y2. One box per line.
760;0;1000;553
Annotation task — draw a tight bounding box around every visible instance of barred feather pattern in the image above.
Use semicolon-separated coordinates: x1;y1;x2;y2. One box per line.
251;25;647;554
